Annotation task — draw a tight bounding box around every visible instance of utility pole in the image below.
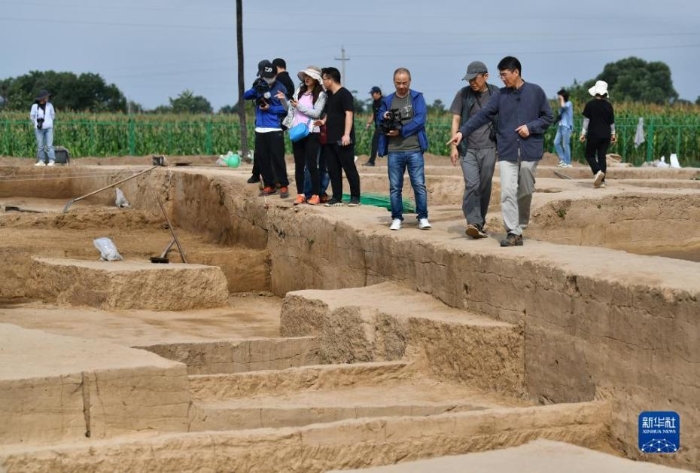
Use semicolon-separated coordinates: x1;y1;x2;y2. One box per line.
334;46;350;85
236;0;250;162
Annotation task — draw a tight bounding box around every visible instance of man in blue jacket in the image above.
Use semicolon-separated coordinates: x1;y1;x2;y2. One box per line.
377;68;430;231
244;60;289;197
448;56;553;247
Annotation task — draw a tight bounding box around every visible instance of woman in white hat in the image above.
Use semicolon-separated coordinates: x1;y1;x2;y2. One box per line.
278;66;327;205
30;90;57;166
579;80;616;188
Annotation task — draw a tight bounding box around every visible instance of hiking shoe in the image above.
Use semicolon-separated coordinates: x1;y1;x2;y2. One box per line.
418;218;432;230
307;195;320;205
293;194;306;205
34;161;46;166
347;197;361;207
362;162;375;167
279;187;290;198
320;193;330;203
466;224;487;239
247;175;260;184
593;171;605;188
390;219;402;231
500;233;523;247
324;198;344;207
259;186;277;196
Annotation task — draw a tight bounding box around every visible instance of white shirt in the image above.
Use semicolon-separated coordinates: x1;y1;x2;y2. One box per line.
30;103;56;130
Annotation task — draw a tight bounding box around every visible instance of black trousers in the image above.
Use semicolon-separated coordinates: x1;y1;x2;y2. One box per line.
367;128;380;164
292;133;320;196
255;131;288;188
584;136;610;177
324;143;360;200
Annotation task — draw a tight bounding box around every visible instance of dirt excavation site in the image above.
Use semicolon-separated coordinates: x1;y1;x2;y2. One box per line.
0;153;698;473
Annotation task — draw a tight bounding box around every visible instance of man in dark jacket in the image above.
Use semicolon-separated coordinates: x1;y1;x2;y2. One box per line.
448;56;553;247
449;60;499;239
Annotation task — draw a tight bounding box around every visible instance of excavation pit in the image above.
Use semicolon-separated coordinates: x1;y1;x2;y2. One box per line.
0;156;698;472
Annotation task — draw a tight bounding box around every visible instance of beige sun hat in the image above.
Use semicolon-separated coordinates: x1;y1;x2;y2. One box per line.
297;66;322;83
588;80;609;97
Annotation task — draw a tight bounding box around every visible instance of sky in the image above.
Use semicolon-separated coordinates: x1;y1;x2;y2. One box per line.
2;0;699;111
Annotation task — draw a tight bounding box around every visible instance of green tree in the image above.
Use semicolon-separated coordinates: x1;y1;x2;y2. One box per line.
567;57;678;104
169;89;213;114
427;99;445;113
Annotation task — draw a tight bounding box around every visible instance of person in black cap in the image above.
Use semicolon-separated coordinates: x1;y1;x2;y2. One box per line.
244;59;290;198
449;60;499;239
362;86;383;166
30;90;57;166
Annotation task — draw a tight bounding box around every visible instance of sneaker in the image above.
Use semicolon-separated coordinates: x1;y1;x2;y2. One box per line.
593;171;605;188
47;161;55;166
362;162;375;167
293;194;306;205
307;195;320;205
347;197;361;207
259;186;277;196
418;218;432;230
320;193;330;203
279;186;290;198
390;219;402;231
564;163;573;168
247;175;261;184
34;161;46;167
600;182;606;188
466;223;487;239
557;161;565;167
324;198;344;207
500;233;523;247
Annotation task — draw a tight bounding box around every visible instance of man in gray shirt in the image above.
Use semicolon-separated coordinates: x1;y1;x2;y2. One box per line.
448;56;553;247
449;61;499;239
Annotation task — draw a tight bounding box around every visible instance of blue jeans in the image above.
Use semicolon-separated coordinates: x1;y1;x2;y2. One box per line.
388;150;428;221
553;125;572;165
35;127;56;163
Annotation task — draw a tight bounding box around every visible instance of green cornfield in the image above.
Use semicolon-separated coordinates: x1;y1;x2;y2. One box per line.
2;104;699;167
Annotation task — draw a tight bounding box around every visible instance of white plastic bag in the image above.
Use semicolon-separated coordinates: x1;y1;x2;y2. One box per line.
93;237;123;261
115;188;130;208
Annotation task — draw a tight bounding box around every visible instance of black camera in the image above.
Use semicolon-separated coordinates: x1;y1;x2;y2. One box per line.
251;78;271;107
379;108;402;134
36;117;44;130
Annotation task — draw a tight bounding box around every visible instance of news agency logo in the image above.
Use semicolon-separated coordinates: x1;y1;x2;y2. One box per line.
639;411;680;454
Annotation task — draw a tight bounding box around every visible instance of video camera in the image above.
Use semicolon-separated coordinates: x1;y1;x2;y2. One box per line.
379;108;402;134
252;78;271;107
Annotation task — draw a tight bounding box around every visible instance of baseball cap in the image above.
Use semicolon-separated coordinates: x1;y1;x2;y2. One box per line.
369;86;382;95
462;61;488;81
259;60;276;79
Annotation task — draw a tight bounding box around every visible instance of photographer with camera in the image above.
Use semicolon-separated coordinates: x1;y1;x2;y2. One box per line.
449;61;499;239
243;60;290;198
30;90;56;166
377;68;431;231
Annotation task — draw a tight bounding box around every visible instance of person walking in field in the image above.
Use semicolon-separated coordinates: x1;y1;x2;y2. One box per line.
580;80;616;188
30;90;57;166
448;56;553;247
554;88;574;168
449;60;499;239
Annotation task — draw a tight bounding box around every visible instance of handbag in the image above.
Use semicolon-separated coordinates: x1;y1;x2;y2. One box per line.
289;119;312;142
